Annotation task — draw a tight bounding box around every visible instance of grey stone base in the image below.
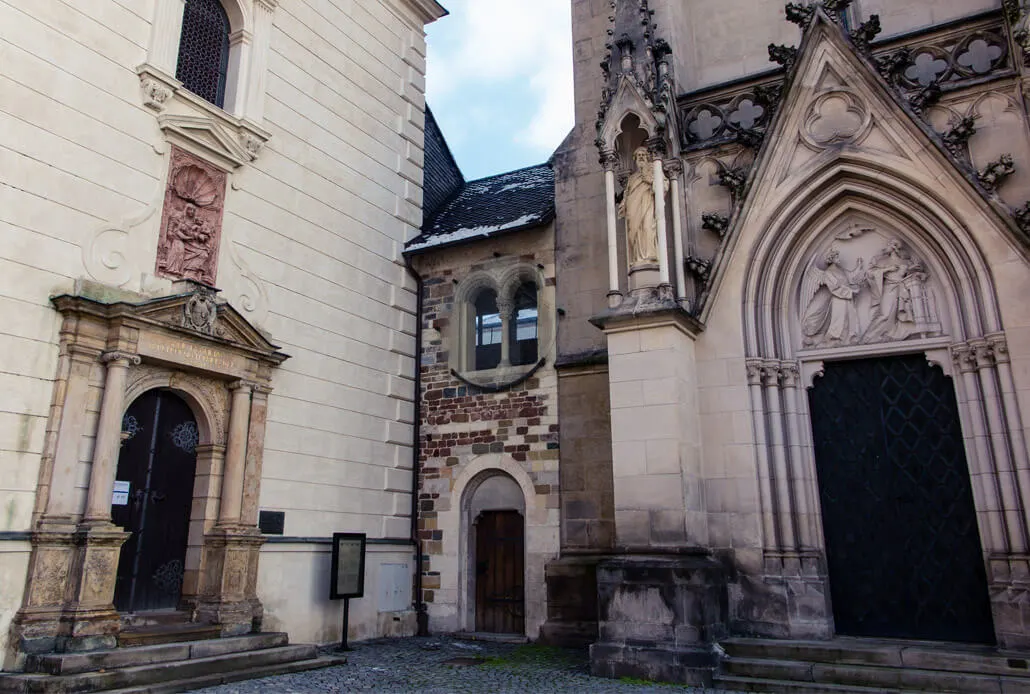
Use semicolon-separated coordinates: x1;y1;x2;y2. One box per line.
538;555;601;647
590;553;728;686
589;641;720;686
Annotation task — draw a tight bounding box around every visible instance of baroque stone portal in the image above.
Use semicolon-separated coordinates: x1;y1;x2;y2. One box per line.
800;231;942;348
156;147;227;287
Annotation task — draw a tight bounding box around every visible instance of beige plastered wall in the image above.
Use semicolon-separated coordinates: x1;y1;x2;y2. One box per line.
0;0;435;658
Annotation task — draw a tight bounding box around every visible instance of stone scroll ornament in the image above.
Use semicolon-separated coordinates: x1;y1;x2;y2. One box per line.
617;147;668;267
155;147;227;287
800;235;942;348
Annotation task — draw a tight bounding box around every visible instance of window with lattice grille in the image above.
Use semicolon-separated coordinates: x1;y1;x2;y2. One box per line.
175;0;231;108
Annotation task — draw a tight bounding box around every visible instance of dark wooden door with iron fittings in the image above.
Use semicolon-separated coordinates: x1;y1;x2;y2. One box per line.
113;390;199;612
475;510;525;634
809;354;994;643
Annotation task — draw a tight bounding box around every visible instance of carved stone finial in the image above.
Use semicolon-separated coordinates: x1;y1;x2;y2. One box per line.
702;213;730;238
718;168;748;200
685;255;712;285
875;48;911;85
754;83;784;110
908;82;942;115
1013;201;1030;235
785;3;814;28
850;15;882;53
978;154;1016;192
942;115;978;158
769;44;799;71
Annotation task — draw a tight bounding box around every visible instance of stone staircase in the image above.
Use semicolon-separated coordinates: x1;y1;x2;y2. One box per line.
0;632;345;693
715;637;1030;693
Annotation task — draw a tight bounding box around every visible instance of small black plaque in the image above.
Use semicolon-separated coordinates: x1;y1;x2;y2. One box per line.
258;510;285;535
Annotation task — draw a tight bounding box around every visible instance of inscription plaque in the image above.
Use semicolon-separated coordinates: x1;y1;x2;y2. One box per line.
137;332;248;376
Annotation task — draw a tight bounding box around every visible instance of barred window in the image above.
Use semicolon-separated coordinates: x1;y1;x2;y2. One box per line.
175;0;231;108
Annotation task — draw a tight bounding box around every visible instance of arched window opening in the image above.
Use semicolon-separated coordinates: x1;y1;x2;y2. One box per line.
474;289;502;371
509;282;538;366
176;0;231;108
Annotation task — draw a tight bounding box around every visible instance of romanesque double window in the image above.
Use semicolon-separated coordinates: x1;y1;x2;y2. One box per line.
175;0;231;108
469;281;539;372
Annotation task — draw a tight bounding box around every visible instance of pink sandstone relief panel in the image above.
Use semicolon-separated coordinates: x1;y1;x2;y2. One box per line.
156;146;227;287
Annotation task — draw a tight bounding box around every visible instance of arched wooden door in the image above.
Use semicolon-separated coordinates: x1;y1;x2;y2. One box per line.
809;354;994;643
113;390;199;613
475;510;525;634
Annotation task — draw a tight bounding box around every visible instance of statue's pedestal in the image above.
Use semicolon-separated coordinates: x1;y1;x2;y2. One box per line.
589;553;728;686
628;263;660;293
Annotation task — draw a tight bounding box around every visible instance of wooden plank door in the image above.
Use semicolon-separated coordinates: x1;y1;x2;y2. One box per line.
475;510;525;634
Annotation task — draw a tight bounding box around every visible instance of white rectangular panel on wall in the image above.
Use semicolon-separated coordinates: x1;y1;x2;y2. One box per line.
378;563;411;612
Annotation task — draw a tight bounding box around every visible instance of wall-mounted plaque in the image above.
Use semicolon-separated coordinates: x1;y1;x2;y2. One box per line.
330;532;366;600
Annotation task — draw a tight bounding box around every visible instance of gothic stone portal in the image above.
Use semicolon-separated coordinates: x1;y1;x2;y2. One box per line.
809;354;994;643
113;390;199;613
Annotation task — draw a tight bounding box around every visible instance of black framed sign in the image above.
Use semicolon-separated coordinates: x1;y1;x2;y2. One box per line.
330;532;366;600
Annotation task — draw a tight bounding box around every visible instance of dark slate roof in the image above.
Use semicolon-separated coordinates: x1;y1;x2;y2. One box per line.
406;163;555;254
422;107;464;220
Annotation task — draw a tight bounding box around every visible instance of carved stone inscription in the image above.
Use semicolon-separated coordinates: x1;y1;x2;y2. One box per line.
137;332;249;377
800;229;942;348
156;146;227;286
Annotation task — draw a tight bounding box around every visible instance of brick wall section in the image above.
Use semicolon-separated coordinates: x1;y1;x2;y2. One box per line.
411;231;559;612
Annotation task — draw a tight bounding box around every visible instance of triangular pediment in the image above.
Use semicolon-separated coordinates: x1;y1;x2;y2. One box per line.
157;114;252;172
697;8;1026;322
132;290;281;356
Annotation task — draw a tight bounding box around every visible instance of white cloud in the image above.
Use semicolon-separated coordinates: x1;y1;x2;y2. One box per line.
426;0;574;161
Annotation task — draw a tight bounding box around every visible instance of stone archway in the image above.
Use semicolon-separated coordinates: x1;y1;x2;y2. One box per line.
8;282;286;663
739;162;1029;647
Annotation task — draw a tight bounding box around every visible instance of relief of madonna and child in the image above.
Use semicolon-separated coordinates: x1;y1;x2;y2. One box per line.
155;147;227;288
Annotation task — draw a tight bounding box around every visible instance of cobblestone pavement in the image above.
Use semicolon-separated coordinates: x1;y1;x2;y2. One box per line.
189;636;748;693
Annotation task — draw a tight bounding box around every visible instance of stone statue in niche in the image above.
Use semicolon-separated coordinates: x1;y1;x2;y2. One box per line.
618;147;667;266
156;147;227;287
799;231;941;348
801;247;865;346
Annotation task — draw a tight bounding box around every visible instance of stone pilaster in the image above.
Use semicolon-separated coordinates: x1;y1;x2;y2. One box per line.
196;528;264;635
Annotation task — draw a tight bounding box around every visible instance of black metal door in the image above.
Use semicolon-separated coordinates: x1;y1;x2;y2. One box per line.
475;510;525;634
113;390;199;612
809;354;994;643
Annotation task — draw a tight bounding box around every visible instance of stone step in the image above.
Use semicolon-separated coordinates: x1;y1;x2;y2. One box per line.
721;637;1030;677
119;612;191;630
0;644;318;693
117;624;221;649
715;674;913;693
721;656;1019;692
27;633;289;675
102;655;347;694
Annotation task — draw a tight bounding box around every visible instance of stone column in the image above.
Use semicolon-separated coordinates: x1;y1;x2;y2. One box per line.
200;380;261;635
218;381;253;527
651;156;670;288
240;385;271;627
746;359;778;551
497;298;514;368
666;161;687;302
83;352;141;525
762;360;796;554
602;151;622;308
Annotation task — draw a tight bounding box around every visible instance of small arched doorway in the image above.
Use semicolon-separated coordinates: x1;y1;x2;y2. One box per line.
113;389;199;613
466;472;525;634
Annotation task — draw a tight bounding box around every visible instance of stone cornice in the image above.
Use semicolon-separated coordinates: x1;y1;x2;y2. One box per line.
382;0;448;28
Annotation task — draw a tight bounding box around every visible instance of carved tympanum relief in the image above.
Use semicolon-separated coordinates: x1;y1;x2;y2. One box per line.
799;229;942;349
156;147;227;287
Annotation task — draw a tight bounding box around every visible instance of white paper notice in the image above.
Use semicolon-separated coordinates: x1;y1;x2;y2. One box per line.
112;480;130;506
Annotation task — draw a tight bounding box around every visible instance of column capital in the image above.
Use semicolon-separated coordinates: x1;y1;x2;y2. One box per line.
987;332;1010;365
230;379;257;393
745;358;764;386
761;359;782;388
780;362;800;388
663;159;684;177
101;351;141;367
600;149;619;171
951;343;978;374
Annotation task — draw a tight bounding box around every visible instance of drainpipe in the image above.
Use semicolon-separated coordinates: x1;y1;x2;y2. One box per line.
404;256;429;637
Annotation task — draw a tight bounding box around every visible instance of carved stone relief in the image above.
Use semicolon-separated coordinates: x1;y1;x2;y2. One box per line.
156;146;227;287
799;228;943;349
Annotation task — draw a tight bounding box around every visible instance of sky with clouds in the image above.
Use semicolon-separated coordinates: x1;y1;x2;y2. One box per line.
425;0;574;181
